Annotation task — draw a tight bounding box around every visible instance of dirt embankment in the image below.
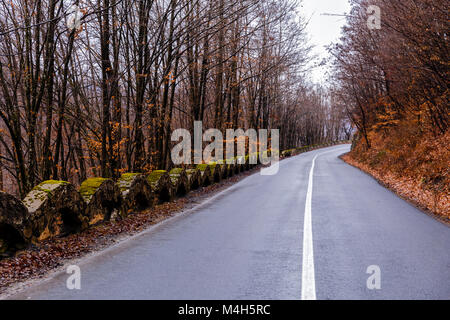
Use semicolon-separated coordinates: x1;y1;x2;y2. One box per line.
342;131;449;224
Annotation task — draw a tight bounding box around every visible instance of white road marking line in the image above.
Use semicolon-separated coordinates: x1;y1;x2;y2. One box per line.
301;154;318;300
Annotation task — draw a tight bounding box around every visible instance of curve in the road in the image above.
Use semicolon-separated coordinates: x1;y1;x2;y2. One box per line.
6;145;450;300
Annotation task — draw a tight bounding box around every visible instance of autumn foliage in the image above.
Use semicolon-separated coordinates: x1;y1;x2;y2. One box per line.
332;0;449;218
0;0;349;197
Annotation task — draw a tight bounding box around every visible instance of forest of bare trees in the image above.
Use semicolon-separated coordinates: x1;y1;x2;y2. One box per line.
331;0;448;146
0;0;349;197
331;0;448;210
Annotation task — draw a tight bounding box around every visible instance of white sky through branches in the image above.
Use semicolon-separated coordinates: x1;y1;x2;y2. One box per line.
300;0;351;83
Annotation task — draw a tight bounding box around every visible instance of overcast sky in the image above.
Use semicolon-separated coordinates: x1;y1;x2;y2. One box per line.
300;0;351;83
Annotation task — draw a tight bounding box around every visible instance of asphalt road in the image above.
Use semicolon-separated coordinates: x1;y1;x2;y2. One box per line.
8;145;450;300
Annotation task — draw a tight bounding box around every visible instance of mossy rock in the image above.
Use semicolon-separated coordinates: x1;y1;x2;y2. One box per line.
207;163;222;183
22;181;88;243
281;149;293;157
0;239;6;255
248;153;259;167
226;163;235;177
0;191;29;258
216;160;232;179
225;159;238;175
169;168;184;175
226;158;241;174
186;169;202;190
147;170;167;185
233;155;246;171
147;170;173;204
232;162;240;175
117;173;154;216
117;173;139;193
239;155;250;171
296;146;310;153
234;155;246;165
169;168;190;197
196;164;213;186
223;164;232;178
80;178;122;225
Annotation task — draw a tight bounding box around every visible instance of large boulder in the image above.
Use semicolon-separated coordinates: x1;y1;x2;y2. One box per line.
252;152;261;167
117;173;154;216
281;149;293;158
208;163;222;183
186;169;202;190
228;158;241;175
169;168;190;197
0;191;29;257
296;146;309;155
79;178;122;225
237;156;248;171
244;154;255;170
232;162;241;175
234;155;246;172
22;180;88;243
216;160;231;179
196;164;213;186
225;163;235;178
147;170;173;204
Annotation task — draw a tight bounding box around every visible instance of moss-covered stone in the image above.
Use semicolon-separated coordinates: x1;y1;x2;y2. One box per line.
147;171;173;204
79;178;109;203
117;173;142;194
282;149;294;157
169;168;190;196
196;164;213;186
23;180;70;214
216;160;231;178
147;170;168;186
220;164;230;178
186;169;202;190
223;164;234;177
80;178;122;225
22;181;88;243
208;163;221;183
0;239;6;255
239;155;249;170
169;168;184;175
226;158;241;174
197;164;208;172
118;173;154;216
0;191;29;258
238;155;246;164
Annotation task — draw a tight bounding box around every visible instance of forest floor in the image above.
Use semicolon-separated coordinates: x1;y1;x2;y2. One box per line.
0;166;263;296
